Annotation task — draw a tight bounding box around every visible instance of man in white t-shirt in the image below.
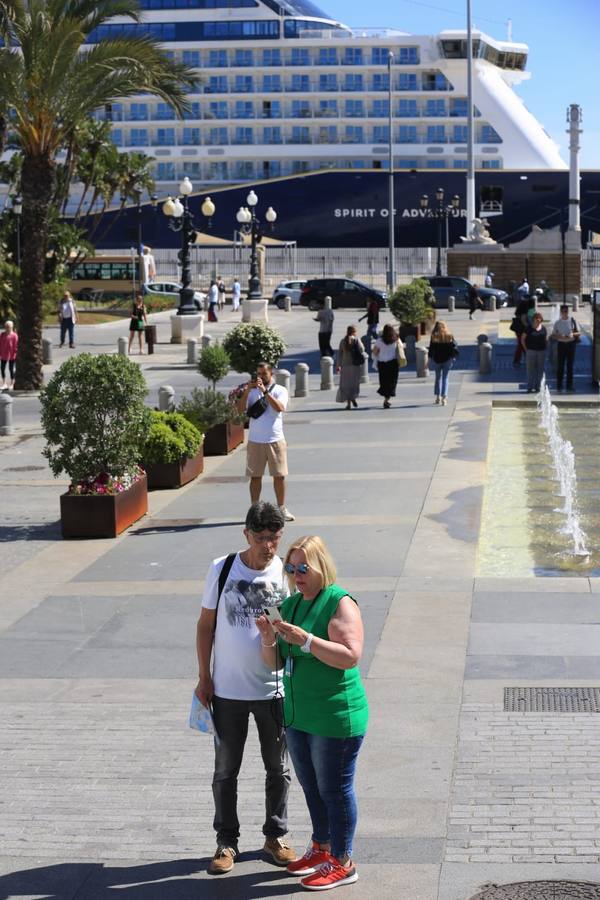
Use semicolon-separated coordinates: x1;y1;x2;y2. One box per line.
238;361;294;522
231;278;241;312
196;502;297;874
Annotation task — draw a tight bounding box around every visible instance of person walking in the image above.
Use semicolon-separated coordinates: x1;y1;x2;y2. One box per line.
511;295;535;367
238;362;295;522
336;325;365;410
196;502;297;875
314;299;334;358
516;277;530;302
0;320;18;390
484;271;494;288
208;280;219;322
372;322;405;409
468;283;483;319
231;278;242;312
257;535;368;892
217;276;227;311
58;291;77;348
128;293;147;355
521;311;547;393
358;297;379;361
428;320;458;406
552;304;580;393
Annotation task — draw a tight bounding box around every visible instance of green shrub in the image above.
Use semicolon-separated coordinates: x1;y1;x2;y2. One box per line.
222;322;285;376
388;279;435;326
142;411;203;465
198;343;230;389
179;387;242;432
40;353;147;485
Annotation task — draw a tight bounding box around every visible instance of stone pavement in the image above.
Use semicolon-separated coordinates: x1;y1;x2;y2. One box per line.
1;302;600;899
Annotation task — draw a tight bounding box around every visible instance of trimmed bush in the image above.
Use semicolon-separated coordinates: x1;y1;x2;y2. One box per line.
222;322;285;376
179;387;242;433
389;278;435;325
197;343;230;390
41;353;147;486
142;411;203;465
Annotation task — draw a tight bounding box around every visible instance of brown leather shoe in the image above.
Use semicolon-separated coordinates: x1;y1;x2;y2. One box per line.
208;846;237;874
263;836;298;866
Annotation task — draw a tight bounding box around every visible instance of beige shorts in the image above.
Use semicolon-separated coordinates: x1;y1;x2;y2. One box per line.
246;440;288;478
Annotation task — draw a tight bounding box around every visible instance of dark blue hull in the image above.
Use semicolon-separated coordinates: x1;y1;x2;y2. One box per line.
90;169;600;249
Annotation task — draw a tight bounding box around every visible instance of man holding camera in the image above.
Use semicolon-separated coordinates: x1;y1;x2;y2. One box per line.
238;362;294;522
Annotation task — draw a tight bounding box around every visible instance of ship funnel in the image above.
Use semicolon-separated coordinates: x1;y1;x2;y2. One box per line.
566;104;582;247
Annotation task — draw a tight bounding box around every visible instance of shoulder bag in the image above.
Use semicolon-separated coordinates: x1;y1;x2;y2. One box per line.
395;339;407;368
247;383;275;419
350;339;366;366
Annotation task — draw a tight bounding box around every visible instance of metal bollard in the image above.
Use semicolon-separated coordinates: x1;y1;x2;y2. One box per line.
294;362;309;398
117;337;127;357
477;333;489;345
201;334;212;351
479;342;493;375
42;338;53;365
320;355;334;390
572;294;579;312
404;333;416;365
448;295;455;313
158;385;175;412
274;368;291;392
360;356;369;384
324;295;333;311
187;338;198;364
283;295;292;313
486;295;497;312
0;392;14;435
415;343;429;378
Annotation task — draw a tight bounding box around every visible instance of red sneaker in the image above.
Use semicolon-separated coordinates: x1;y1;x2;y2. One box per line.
287;841;331;876
300;857;358;891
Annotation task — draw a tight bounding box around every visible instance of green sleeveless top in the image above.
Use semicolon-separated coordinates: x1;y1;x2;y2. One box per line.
279;584;369;738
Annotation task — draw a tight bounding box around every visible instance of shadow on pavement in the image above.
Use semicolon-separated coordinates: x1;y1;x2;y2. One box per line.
0;522;62;542
131;520;246;535
0;858;301;899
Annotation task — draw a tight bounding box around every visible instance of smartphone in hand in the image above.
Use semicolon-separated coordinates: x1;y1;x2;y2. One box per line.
263;605;283;625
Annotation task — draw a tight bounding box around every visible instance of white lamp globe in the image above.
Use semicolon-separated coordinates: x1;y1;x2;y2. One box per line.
236;207;247;224
201;196;215;218
179;176;193;196
162;197;176;217
172;198;184;218
265;206;277;223
246;190;258;207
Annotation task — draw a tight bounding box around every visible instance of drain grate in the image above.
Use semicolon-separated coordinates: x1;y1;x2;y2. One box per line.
470;882;600;899
504;687;600;713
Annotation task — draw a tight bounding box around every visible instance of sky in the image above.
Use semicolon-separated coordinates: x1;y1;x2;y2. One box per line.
321;0;600;168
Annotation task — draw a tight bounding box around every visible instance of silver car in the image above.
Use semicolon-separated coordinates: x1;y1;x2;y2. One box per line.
271;280;307;309
143;280;206;308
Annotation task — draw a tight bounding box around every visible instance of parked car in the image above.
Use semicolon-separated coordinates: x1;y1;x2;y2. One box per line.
300;278;387;310
422;276;508;309
271;280;307;308
143;281;206;309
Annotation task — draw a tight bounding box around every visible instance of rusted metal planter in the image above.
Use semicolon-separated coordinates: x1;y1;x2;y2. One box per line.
203;421;245;456
60;474;148;539
144;448;204;490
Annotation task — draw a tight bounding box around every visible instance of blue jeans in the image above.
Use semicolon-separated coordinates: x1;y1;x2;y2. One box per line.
434;360;452;398
60;318;74;346
286;727;364;861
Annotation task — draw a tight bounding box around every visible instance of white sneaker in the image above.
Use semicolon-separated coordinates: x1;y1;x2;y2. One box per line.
279;506;295;522
441;397;447;406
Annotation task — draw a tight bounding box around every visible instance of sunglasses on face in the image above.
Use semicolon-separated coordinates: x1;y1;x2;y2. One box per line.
284;562;310;575
251;532;282;545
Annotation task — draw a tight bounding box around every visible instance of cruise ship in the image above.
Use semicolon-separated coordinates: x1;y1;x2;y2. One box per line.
94;0;566;192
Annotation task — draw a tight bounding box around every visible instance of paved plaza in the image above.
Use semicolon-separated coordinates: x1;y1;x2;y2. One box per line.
1;303;600;899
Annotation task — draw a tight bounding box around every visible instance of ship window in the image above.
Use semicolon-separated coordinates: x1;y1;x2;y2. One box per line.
262;49;282;66
343;48;364;65
480;186;503;212
481;160;501;168
398;99;418;117
372;99;390;117
345;99;364;117
398;47;419;64
139;0;258;6
372;73;390;92
398;73;417;91
371;48;391;65
531;184;558;192
284;19;347;38
318;48;338;65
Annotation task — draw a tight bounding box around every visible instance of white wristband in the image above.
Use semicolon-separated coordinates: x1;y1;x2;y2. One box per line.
300;633;314;654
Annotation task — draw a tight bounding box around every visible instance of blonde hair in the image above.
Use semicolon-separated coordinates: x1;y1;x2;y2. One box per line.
4;320;13;329
284;535;337;593
430;320;454;343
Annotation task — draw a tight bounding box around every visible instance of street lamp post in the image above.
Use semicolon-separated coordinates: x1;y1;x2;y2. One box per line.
11;194;22;268
420;188;460;277
236;190;277;299
162;177;215;315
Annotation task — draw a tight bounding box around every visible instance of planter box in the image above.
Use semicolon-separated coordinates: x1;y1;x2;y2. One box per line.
203;421;245;456
60;475;148;539
144;448;204;490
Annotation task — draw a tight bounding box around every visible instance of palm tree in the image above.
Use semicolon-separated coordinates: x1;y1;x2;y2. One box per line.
0;0;194;389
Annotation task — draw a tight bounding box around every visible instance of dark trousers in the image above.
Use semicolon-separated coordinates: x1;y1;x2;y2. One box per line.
60;318;74;346
556;341;576;390
318;331;333;357
211;696;290;847
0;359;15;381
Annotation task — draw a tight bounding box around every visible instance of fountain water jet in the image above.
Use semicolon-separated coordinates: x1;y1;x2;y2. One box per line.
537;378;589;558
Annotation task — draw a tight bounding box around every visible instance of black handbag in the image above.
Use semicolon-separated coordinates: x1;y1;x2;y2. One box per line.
350;339;365;366
247;384;274;419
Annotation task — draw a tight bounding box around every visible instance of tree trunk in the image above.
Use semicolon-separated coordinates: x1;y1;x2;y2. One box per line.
14;153;56;391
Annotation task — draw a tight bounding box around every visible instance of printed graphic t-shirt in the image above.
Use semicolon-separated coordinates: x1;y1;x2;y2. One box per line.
202;553;285;700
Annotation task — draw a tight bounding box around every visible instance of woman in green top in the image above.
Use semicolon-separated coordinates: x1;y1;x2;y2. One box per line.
257;535;368;892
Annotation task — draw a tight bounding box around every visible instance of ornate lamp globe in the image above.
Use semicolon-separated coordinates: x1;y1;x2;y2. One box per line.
179;177;193;196
246;190;258;207
265;207;277;224
201;196;215;218
162;197;176;217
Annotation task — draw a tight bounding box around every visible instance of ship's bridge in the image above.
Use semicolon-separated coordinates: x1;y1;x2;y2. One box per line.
439;31;527;71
